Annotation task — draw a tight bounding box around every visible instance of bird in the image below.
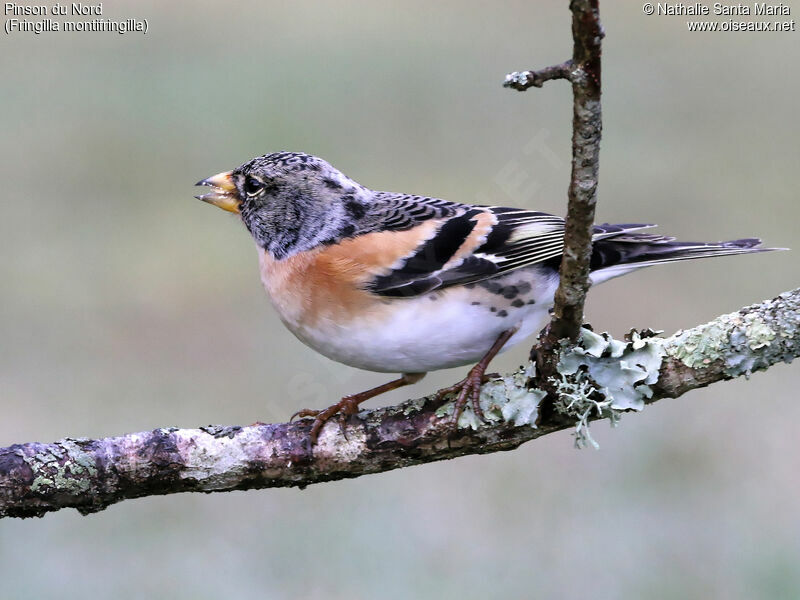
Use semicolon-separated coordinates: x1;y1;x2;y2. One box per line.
195;151;777;442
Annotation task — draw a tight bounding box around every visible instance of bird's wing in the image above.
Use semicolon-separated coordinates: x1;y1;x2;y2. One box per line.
364;198;654;298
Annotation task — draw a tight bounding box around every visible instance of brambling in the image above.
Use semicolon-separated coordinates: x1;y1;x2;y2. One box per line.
196;151;774;442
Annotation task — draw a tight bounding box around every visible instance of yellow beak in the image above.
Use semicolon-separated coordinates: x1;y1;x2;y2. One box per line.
194;171;241;213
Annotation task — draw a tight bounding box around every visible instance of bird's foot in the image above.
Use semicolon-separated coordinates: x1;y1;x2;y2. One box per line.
290;395;363;444
434;369;499;427
290;373;425;446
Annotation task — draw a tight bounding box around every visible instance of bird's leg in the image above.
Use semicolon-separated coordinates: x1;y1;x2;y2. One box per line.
434;327;518;426
291;372;426;444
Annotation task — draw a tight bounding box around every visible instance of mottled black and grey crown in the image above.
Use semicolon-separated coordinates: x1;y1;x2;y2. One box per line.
239;151;334;176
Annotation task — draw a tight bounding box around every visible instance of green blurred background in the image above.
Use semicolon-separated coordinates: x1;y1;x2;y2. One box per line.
1;1;798;598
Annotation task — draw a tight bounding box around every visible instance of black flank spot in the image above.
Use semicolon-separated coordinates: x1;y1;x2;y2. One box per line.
511;299;524;308
323;177;342;190
429;295;437;301
516;282;532;294
490;307;497;312
340;224;356;238
503;286;519;299
471;301;481;306
527;299;536;305
478;280;503;294
497;310;508;318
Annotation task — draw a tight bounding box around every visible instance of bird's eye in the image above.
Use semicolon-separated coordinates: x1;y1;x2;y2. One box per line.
244;176;265;196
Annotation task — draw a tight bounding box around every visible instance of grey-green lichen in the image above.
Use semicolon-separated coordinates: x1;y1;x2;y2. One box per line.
429;289;800;447
401;397;428;416
558;328;665;411
666;291;799;377
23;439;98;495
436;327;666;442
435;364;545;430
554;328;665;448
553;374;619;449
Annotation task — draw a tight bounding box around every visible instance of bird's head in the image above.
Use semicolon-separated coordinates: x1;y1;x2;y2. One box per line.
196;152;370;259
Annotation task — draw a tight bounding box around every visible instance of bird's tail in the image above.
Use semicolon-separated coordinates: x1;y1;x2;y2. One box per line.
589;228;785;285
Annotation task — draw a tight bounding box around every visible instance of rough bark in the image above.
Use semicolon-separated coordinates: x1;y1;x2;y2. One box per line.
503;0;604;424
505;0;603;347
1;287;797;519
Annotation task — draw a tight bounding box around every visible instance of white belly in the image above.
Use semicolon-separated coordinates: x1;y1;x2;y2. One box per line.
276;269;558;374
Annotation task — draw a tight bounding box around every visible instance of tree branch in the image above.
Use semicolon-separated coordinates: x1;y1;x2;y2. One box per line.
503;0;604;424
549;0;603;344
2;287;797;519
504;0;603;348
503;61;574;90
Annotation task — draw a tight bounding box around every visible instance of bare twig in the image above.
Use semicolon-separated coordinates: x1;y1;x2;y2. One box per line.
503;2;603;348
1;287;797;519
547;0;603;345
503;61;574;90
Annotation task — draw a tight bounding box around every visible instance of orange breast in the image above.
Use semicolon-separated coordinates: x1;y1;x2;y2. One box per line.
258;220;440;330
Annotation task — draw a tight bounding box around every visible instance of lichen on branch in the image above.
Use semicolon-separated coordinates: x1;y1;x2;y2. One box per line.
1;287;797;520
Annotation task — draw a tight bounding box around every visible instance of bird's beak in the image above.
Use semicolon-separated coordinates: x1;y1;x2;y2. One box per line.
194;171;241;214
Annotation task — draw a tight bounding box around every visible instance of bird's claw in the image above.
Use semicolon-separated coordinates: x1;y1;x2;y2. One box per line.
435;369;498;427
290;408;321;421
291;395;363;444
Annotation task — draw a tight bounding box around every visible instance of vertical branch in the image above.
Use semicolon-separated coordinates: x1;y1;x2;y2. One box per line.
548;0;603;346
503;1;604;385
